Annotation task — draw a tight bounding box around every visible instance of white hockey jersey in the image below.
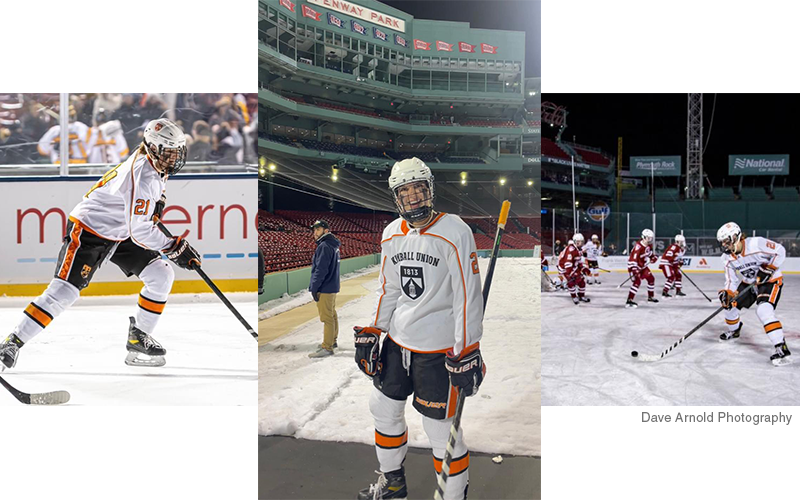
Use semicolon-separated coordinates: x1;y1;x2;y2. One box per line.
584;241;602;261
721;237;785;292
87;120;129;164
69;149;173;251
37;122;92;164
372;213;484;356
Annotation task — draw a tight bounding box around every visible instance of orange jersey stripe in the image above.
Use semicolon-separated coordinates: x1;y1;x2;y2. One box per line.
375;429;408;449
373;256;389;325
58;223;83;281
138;294;167;315
24;303;53;328
433;452;470;475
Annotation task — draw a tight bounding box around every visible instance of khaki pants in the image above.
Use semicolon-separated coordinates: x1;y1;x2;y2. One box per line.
316;292;339;350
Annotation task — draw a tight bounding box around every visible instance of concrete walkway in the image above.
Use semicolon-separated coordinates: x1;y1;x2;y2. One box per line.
258;271;379;347
259;436;541;499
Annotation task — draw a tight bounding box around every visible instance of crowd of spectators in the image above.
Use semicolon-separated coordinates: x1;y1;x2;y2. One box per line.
0;93;258;166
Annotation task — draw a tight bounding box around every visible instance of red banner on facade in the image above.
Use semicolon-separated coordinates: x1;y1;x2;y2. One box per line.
279;0;295;13
458;42;475;53
302;4;322;20
436;41;453;52
480;43;498;54
414;39;431;51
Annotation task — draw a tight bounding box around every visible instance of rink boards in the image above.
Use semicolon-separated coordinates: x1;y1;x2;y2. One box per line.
0;174;257;295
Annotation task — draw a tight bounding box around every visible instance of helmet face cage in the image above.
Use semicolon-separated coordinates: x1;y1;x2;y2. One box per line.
675;235;686;248
572;234;584;247
641;229;654;245
717;223;742;255
145;139;187;175
392;178;435;224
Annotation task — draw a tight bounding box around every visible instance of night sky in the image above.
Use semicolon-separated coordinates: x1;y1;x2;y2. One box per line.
543;94;800;184
381;0;541;77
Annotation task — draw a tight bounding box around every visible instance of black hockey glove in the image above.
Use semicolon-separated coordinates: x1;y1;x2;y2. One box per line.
757;264;776;284
353;326;381;377
446;347;486;397
152;194;167;222
165;236;201;270
719;289;734;310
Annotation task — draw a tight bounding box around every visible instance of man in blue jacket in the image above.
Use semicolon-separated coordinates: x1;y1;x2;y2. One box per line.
309;220;341;358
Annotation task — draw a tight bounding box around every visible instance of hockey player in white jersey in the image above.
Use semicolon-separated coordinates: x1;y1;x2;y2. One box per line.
0;119;201;370
583;234;603;284
354;157;485;500
37;105;92;164
87;108;130;164
717;222;791;366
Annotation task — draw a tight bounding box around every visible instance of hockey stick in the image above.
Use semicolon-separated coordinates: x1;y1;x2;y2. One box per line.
0;375;70;405
681;271;713;302
597;267;612;273
617;275;632;289
434;200;510;500
155;221;258;340
632;283;756;362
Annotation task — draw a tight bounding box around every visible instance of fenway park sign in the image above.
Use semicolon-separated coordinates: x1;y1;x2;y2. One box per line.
307;0;406;33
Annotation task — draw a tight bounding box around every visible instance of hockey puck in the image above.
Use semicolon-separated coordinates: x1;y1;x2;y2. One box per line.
631;351;638;357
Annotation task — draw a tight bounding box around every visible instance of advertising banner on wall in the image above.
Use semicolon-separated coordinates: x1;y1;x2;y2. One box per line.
630;156;682;177
728;154;790;175
1;174;256;291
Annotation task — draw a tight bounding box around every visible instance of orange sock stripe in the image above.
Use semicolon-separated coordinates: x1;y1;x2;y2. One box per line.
138;294;166;315
725;318;740;325
24;303;53;329
432;452;470;476
764;321;783;333
375;429;408;449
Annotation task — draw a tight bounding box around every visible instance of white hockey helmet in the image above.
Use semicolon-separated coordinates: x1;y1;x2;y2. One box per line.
675;234;686;248
591;234;599;242
573;233;585;247
143;119;187;175
388;157;435;224
641;228;654;245
717;222;743;255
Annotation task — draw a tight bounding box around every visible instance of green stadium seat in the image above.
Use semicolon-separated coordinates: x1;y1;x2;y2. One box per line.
708;187;736;200
739;187;768;201
771;187;799;201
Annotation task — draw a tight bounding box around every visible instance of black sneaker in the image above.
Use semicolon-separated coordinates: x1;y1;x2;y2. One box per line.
771;342;792;366
720;322;743;341
357;468;407;500
0;334;24;370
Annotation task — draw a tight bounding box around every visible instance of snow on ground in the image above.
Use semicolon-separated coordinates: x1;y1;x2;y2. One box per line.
259;258;541;456
0;293;256;406
542;273;800;405
258;264;380;320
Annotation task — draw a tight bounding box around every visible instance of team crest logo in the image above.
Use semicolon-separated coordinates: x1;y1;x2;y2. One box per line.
81;264;92;278
154;122;163;132
400;266;425;300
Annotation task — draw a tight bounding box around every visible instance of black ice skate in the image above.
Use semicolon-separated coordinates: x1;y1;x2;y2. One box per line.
572;297;580;305
0;334;24;371
357;468;407;500
719;322;743;341
125;317;166;367
578;296;591;303
770;342;792;367
647;297;659;303
662;291;671;298
625;299;638;308
675;290;687;297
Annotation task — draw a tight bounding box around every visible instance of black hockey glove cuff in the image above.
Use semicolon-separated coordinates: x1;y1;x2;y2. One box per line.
354;326;382;377
757;264;776;284
165;236;201;270
446;346;485;397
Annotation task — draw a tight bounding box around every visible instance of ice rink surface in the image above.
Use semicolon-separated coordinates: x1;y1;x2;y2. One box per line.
542;272;800;406
0;293;256;406
259;258;541;456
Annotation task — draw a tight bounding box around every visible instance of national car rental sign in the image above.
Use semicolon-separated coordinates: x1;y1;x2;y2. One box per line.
307;0;406;33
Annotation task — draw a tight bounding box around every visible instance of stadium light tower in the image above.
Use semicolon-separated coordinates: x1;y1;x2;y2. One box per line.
686;94;703;199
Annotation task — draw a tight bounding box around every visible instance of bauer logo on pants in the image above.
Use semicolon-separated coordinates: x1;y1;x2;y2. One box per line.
400;266;425;300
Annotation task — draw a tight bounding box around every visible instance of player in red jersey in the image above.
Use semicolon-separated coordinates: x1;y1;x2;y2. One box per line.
660;234;687;298
559;234;590;304
626;229;658;308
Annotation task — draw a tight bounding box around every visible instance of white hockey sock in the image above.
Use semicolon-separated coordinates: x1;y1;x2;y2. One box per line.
724;308;741;331
756;302;785;345
14;278;80;343
369;387;408;473
423;416;469;500
134;259;174;334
